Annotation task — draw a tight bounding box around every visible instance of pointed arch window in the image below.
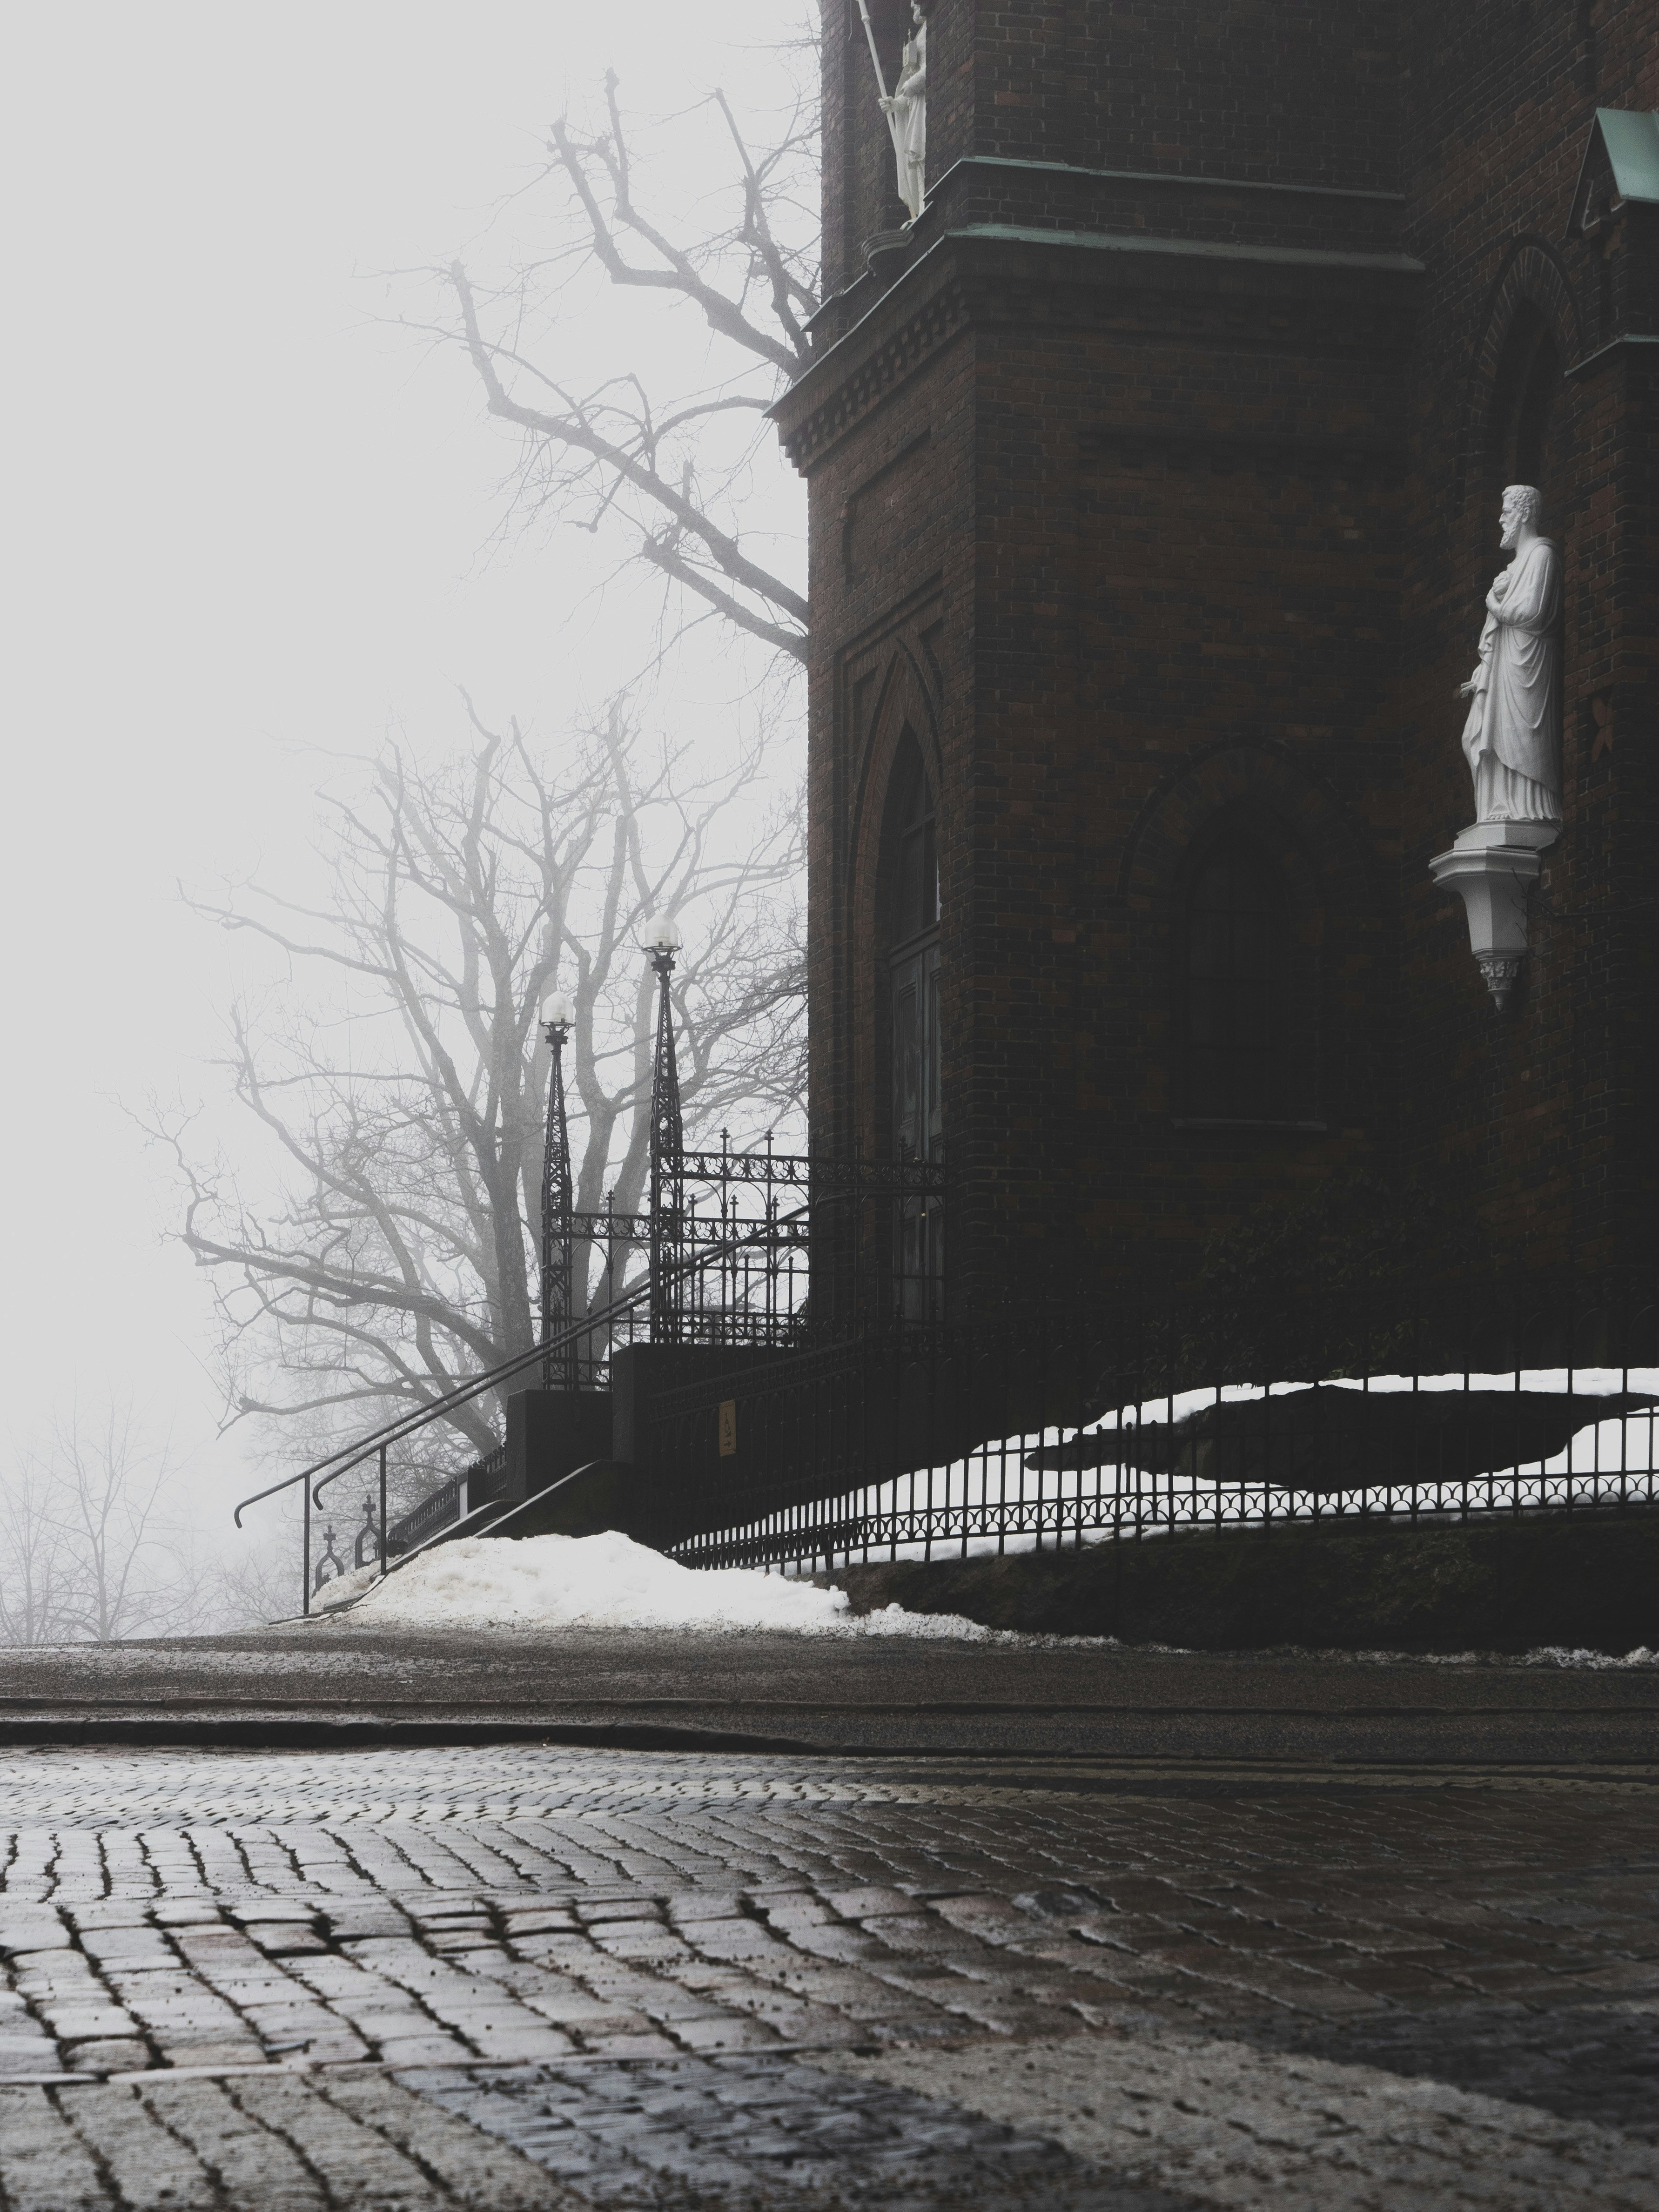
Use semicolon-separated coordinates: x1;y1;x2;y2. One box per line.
1183;841;1313;1123
881;735;942;1311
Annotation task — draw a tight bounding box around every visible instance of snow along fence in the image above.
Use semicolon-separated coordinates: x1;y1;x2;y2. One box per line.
654;1286;1659;1572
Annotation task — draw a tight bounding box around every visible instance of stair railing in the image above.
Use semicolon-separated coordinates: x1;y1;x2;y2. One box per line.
232;1198;811;1616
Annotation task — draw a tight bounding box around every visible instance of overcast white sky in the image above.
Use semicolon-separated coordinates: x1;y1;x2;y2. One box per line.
0;2;804;1540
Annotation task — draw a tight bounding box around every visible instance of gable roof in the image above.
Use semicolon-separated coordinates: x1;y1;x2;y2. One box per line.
1568;109;1659;236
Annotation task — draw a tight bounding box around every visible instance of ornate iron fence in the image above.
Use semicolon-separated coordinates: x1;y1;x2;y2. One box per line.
557;1136;944;1380
246;919;1659;1605
659;1287;1659;1572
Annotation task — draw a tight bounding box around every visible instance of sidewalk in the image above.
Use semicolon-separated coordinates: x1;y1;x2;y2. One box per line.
1;1625;1655;1761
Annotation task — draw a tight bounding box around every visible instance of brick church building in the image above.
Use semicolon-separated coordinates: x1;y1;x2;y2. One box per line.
773;0;1659;1323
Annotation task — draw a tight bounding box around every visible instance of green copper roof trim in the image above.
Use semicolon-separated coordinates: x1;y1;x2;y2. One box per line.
774;226;1421;429
954;224;1424;275
1568;109;1659;237
1595;108;1659;202
1565;331;1659;381
930;153;1404;206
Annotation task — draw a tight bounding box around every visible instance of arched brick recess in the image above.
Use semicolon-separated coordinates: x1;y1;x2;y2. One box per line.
1458;238;1583;511
846;639;944;1162
850;640;943;869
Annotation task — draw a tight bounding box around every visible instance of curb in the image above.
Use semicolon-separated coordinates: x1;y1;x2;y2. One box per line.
0;1718;822;1754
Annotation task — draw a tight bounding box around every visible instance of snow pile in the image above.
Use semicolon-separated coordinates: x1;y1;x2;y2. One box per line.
1298;1644;1659;1669
1108;1366;1659;1424
319;1528;1021;1640
1519;1644;1658;1669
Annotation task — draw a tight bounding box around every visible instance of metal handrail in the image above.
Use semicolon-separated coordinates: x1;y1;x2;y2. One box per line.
307;1455;623;1622
231;1198;812;1531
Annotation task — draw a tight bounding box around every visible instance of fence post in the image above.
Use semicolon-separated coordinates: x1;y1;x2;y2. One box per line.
540;999;577;1390
646;921;684;1344
378;1444;388;1579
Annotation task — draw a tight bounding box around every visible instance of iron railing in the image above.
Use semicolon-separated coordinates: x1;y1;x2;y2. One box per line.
234;1130;959;1614
232;1192;818;1613
658;1287;1659;1572
383;1446;510;1557
561;1137;944;1372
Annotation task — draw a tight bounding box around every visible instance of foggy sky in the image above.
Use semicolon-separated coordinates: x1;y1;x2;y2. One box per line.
0;2;802;1523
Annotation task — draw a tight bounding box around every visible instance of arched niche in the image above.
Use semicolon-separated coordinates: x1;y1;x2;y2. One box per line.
1486;301;1567;538
875;731;942;1312
845;645;947;1314
1459;239;1582;534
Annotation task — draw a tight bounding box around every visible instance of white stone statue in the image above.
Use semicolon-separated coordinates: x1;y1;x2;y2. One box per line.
879;3;928;224
1456;484;1562;825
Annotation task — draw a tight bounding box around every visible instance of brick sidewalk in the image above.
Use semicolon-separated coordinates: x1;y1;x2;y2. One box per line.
0;1745;1655;2207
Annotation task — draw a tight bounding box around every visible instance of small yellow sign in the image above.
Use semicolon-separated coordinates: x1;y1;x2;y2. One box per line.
718;1399;738;1458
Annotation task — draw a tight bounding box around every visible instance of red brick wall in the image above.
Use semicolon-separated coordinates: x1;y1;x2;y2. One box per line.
791;0;1659;1312
1393;0;1659;1269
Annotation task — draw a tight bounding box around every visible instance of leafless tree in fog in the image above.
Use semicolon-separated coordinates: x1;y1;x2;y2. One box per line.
427;34;818;665
157;700;804;1465
0;1459;73;1646
0;1400;214;1645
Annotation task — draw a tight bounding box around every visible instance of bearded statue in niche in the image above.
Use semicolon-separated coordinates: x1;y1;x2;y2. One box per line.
1456;484;1563;825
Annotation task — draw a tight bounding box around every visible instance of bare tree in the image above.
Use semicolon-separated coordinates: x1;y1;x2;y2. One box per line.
156;699;804;1462
0;1457;74;1646
0;1399;215;1646
429;40;818;666
47;1402;206;1643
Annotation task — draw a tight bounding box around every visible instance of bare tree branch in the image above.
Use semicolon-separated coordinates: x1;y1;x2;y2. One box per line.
551;81;804;377
449;267;809;654
638;528;810;661
428;43;817;667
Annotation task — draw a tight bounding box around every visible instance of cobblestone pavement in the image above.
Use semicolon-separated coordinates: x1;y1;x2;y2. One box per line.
0;1744;1654;2207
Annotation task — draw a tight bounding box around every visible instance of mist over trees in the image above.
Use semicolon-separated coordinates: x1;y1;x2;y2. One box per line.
0;1399;229;1646
173;48;825;1478
75;34;827;1612
424;38;819;667
161;702;803;1465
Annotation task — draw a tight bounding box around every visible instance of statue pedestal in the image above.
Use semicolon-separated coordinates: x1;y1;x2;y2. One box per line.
863;229;916;285
1429;820;1559;1011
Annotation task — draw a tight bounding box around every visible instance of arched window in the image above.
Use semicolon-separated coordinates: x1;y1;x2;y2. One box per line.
1490;306;1564;512
1183;843;1306;1123
880;735;941;1311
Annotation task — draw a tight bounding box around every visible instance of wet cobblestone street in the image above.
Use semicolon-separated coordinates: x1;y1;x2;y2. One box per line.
0;1740;1654;2207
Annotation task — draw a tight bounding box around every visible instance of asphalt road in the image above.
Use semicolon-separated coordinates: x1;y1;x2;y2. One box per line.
0;1628;1653;1766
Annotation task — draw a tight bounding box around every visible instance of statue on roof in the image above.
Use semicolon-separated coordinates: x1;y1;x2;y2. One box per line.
869;1;927;224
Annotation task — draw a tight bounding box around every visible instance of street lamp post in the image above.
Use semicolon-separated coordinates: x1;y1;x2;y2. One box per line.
644;916;685;1341
540;989;576;1389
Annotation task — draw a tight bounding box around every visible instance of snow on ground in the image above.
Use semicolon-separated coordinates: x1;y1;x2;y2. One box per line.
1041;1365;1659;1450
314;1528;1023;1639
303;1531;1659;1663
